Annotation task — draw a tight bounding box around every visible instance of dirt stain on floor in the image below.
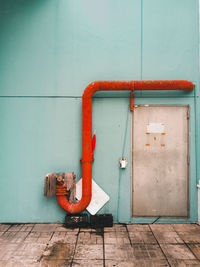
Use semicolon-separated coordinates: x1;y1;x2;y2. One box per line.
40;241;74;267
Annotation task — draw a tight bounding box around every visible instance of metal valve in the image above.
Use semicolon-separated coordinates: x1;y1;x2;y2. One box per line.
57;176;63;182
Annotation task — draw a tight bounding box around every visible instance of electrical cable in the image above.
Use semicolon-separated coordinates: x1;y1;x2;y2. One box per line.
116;103;130;222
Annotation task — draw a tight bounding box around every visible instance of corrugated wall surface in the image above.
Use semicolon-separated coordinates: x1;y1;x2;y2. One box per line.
0;0;198;223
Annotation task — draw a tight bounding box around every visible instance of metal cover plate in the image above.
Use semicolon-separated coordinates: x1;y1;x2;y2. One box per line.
132;105;189;217
76;178;110;215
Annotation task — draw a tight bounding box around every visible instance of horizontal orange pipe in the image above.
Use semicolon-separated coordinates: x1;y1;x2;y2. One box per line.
56;80;194;214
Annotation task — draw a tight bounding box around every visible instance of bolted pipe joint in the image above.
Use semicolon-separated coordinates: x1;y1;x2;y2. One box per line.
56;183;68;196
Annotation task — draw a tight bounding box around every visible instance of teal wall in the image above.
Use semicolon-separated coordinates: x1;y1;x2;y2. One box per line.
0;0;199;223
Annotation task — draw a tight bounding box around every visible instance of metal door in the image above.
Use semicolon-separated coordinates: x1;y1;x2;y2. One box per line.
132;105;189;217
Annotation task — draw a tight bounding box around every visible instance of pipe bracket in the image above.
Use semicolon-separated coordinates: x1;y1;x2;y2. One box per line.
80;159;94;163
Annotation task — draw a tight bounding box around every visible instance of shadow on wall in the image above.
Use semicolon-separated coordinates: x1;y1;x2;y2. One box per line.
0;0;46;12
0;0;50;34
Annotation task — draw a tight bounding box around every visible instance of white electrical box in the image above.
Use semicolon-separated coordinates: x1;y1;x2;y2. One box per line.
120;158;127;169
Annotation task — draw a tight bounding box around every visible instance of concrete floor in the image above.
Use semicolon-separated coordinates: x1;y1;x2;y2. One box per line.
0;224;200;266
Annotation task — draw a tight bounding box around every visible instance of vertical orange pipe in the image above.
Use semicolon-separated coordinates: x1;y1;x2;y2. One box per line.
56;80;194;214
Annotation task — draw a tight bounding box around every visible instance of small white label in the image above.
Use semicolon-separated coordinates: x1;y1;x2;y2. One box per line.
147;123;164;133
121;161;126;168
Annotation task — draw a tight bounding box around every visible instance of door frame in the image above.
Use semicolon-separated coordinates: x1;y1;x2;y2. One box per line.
131;104;190;218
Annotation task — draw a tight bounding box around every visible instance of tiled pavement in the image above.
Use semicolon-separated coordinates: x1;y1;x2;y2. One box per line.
0;224;200;266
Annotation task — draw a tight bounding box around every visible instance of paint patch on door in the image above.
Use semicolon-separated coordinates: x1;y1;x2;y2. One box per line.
147;123;164;133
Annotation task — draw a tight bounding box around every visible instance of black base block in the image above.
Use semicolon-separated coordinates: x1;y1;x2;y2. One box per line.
90;214;113;228
65;214;89;228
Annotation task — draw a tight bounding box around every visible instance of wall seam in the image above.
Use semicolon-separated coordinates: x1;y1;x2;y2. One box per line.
140;0;143;81
0;96;196;99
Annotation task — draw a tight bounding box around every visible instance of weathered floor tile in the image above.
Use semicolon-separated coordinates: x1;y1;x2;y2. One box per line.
55;225;79;233
72;259;103;266
104;232;130;245
40;258;72;267
19;224;35;232
106;259;169;267
168;259;200;267
0;224;11;232
41;242;75;261
79;228;93;232
74;244;103;260
13;243;46;259
160;244;196;260
32;224;57;232
49;231;77;244
177;231;200;243
129;231;157;244
79;227;103;233
14;260;39;267
0;244;20;260
0;259;39;267
0;231;29;243
26;231;52;238
188;244;200;260
25;232;53;244
136;260;169;267
0;223;200;267
0;243;19;250
104;224;126;232
2;231;23;238
172;224;200;232
77;232;103;245
0;261;11;267
127;224;151;232
150;224;174;232
132;244;165;260
105;260;135;267
0;243;19;252
105;245;135;260
8;224;24;232
153;231;184;244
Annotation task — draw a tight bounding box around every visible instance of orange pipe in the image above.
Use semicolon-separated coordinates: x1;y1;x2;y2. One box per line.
56;80;194;214
130;90;134;111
